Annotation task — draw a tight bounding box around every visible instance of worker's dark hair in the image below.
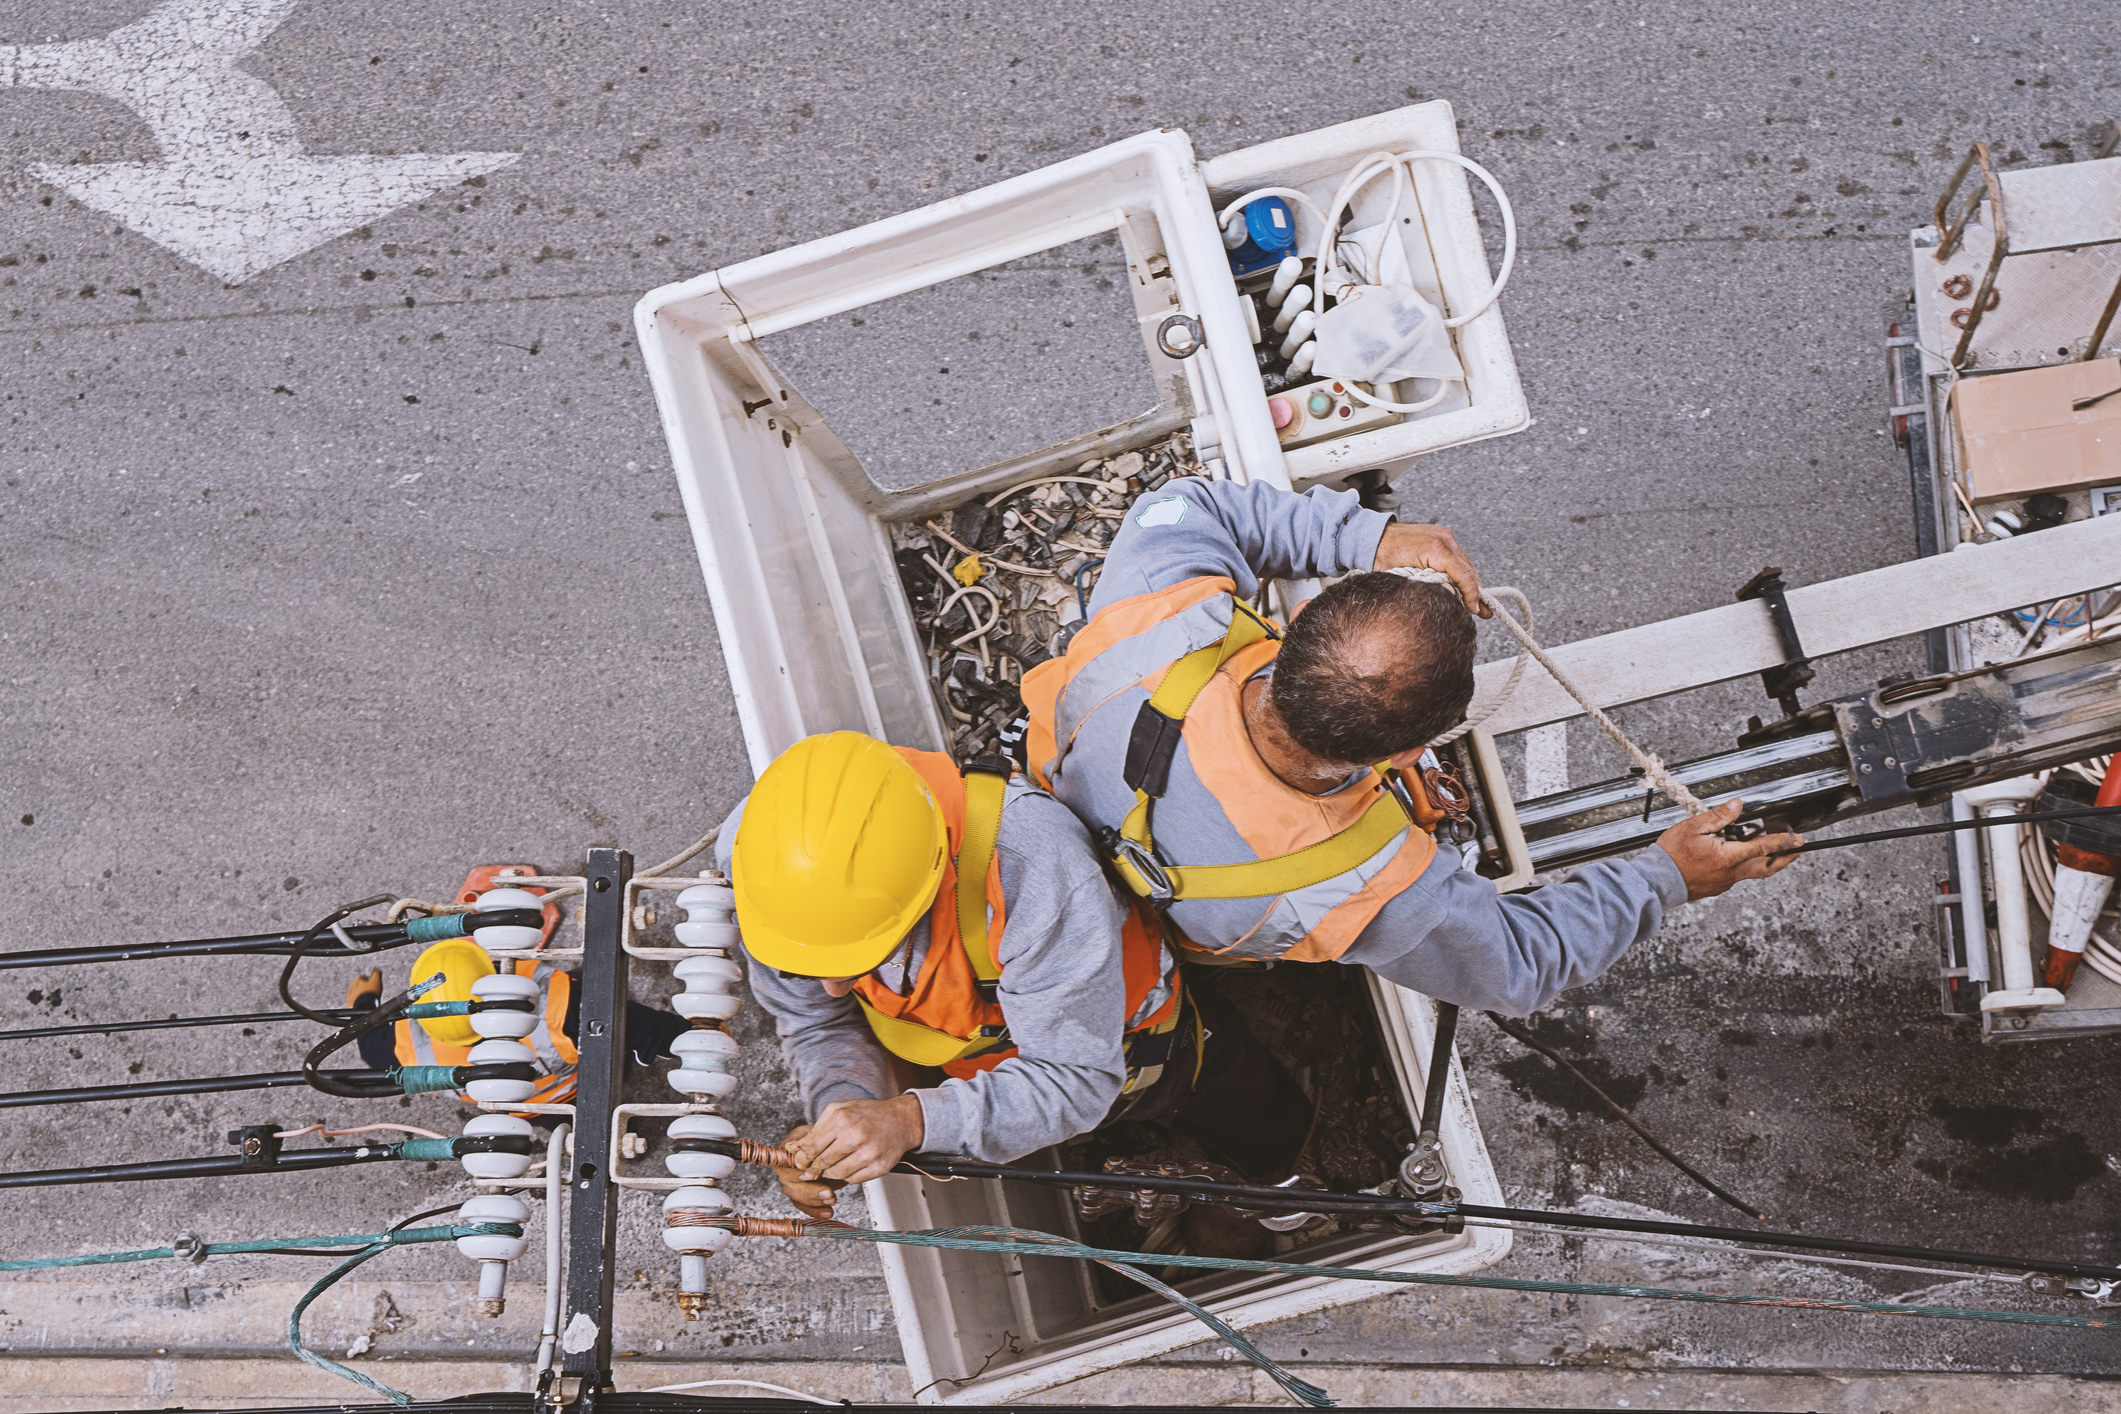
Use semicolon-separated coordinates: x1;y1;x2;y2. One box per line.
1270;573;1478;765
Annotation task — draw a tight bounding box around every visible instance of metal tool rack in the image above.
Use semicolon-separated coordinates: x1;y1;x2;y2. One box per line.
1888;142;2121;1042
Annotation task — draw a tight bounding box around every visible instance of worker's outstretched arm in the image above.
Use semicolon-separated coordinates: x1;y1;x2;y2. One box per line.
1341;801;1800;1015
1090;478;1389;612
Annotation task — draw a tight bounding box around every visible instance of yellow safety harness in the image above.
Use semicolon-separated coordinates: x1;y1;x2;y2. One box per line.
1105;599;1419;905
859;761;1187;1089
854;763;1010;1069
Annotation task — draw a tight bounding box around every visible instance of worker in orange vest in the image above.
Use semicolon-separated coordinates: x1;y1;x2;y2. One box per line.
345;868;689;1104
718;731;1311;1216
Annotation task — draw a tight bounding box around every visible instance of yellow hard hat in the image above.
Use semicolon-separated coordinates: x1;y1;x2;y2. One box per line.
407;938;495;1047
732;732;947;978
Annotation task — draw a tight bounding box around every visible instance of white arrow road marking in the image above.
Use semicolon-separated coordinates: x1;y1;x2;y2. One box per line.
2;0;519;283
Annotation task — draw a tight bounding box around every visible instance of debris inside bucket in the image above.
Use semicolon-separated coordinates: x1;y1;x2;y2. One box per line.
1062;963;1421;1298
892;429;1209;759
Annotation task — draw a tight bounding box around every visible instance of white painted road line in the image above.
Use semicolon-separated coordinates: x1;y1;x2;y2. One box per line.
1;0;519;284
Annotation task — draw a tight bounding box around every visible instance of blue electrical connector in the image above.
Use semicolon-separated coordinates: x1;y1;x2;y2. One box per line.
1225;197;1297;276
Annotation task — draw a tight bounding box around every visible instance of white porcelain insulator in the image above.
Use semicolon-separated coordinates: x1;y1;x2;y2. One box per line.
465;1037;538;1103
672;954;742;1022
472;887;547;951
461;1114;535;1180
469;1008;538;1040
468;974;540;1039
676;883;740;950
456;1194;530;1261
1287;341;1317;378
667;1113;738;1181
663;1186;734;1256
669;1029;740;1099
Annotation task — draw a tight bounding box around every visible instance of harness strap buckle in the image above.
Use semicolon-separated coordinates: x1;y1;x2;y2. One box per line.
1102;828;1176;906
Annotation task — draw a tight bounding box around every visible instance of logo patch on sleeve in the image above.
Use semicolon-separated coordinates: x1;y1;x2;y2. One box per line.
1135;496;1188;528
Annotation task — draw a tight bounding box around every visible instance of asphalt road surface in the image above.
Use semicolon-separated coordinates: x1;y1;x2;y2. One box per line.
6;0;2121;1403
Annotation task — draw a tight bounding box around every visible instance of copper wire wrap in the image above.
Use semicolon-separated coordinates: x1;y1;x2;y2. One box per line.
663;1208;731;1228
668;1211;855;1238
739;1137;798;1169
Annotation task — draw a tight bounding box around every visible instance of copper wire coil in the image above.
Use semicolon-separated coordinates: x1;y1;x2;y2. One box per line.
739;1137;798;1168
663;1208;731;1227
664;1210;848;1238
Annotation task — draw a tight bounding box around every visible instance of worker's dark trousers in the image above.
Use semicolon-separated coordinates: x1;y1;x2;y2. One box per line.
1107;975;1312;1179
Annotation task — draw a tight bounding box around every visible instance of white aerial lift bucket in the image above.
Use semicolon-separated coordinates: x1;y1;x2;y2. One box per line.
635;102;1521;1404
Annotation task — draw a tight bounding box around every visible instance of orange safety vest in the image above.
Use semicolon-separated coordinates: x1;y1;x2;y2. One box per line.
853;749;1185;1094
1021;575;1442;963
394;959;579;1106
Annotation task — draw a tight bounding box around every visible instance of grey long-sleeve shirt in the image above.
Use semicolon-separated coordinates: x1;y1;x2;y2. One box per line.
716;780;1132;1164
1045;476;1686;1016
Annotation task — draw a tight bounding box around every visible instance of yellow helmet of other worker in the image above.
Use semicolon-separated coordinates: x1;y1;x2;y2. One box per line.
732;731;947;978
407;937;495;1047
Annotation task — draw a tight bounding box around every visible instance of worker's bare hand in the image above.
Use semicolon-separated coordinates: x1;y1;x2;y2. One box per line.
772;1124;844;1219
1657;798;1802;901
1372;522;1487;617
789;1094;925;1187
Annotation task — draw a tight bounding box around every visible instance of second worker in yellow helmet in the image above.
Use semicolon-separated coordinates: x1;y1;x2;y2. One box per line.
718;730;1311;1215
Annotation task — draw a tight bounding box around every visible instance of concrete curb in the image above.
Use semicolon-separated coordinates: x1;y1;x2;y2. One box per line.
4;1356;2120;1411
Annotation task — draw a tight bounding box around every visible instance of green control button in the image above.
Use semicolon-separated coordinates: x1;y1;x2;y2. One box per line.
1307;392;1332;417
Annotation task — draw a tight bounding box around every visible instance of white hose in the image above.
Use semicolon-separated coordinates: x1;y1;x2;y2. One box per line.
1311;149;1517;329
1343;377;1455;415
532;1122;569;1384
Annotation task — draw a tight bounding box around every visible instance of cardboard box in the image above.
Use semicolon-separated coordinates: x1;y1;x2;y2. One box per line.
1954;357;2121;502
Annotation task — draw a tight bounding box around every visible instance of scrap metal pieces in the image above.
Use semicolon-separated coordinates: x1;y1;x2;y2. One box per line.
894;430;1207;758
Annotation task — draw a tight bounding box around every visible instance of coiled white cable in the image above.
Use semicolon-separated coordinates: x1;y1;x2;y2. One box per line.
1311;149;1518;329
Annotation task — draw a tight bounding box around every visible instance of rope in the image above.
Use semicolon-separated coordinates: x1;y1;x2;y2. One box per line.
0;1222;516;1271
1387;569;1705;815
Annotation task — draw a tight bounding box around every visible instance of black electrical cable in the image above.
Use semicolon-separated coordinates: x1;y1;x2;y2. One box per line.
0;906;544;974
0;923;409;972
0;1069;391;1110
279;894;400;1024
699;1144;2121;1284
1483;1012;1768;1221
302;986;428;1098
0;1009;359;1044
1767;804;2121;858
0;1145;405;1191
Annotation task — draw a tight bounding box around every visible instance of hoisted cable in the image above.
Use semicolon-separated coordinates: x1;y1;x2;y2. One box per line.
1482;1011;1767;1220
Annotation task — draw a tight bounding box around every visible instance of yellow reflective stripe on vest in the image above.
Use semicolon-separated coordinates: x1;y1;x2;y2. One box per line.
854;994;1005;1067
1109;597;1416;905
855;767;1011;1067
955;770;1006;984
1160;790;1410;898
